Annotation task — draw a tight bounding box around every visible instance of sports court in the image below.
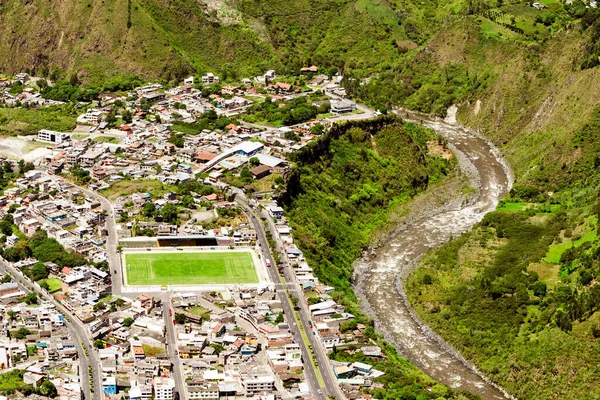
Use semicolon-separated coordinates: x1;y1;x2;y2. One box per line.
124;250;259;286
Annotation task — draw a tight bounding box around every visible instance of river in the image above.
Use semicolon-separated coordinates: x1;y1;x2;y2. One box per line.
354;106;514;399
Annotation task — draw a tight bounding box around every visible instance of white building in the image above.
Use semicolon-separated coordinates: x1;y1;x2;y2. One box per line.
76;109;103;125
37;129;71;144
201;73;219;85
153;377;175;400
331;99;357;114
242;375;275;396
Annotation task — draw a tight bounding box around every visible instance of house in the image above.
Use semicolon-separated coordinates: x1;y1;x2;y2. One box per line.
20;218;42;235
153;377;175;400
232;141;263;156
267;206;284;219
77;109;103;125
301;65;319;73
0;282;20;298
194;151;217;164
250;165;271;180
187;380;219;400
331;99;357;114
202;73;219;85
267;82;292;94
242;375;275;396
37;129;70;144
103;376;117;395
132;294;155;315
79;150;104;167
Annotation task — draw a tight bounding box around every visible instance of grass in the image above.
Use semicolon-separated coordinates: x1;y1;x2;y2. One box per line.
93;136;119;143
496;201;527;212
0;106;76;136
528;262;561;287
142;344;165;357
125;251;259;285
0;370;26;392
544;217;598;264
187;306;211;319
22;140;51;154
40;277;63;293
100;179;176;200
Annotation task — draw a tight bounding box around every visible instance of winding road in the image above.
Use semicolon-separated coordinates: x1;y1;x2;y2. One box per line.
354;107;513;399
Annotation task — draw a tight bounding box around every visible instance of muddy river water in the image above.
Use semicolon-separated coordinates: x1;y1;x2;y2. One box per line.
354;107;513;399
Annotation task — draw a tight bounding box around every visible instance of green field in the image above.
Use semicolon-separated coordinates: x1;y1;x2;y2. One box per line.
40;278;63;293
125;251;258;285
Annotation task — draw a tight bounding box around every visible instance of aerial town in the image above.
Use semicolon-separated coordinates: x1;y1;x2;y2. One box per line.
0;70;383;400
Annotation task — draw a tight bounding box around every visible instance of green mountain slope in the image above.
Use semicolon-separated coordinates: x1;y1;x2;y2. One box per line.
0;0;472;80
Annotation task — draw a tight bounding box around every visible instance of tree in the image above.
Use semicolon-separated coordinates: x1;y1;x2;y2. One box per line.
275;312;284;323
141;202;156;218
532;281;547;297
240;167;253;183
22;292;37;305
555;310;572;332
174;313;187;324
93;340;105;349
249;157;260;166
40;281;50;291
168;133;185;148
181;195;195;209
160;203;178;224
122;317;135;327
0;220;12;236
31;262;49;281
38;380;58;398
121;109;132;123
13;327;31;339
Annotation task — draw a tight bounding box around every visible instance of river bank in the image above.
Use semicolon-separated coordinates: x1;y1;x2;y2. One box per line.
354;106;514;399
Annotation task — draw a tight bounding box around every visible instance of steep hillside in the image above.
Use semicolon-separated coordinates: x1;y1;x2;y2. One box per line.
0;0;472;81
0;0;276;80
400;4;600;399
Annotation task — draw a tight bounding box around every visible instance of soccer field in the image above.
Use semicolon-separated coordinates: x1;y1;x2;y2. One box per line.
124;251;259;286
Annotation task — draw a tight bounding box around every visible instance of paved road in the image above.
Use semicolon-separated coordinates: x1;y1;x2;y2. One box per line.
232;190;344;400
0;259;99;400
39;172;123;294
260;210;345;400
164;293;187;399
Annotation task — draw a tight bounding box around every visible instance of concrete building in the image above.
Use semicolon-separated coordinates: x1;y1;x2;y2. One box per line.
201;73;219;85
153;377;175;400
331;99;357;114
103;376;117;395
38;129;71;144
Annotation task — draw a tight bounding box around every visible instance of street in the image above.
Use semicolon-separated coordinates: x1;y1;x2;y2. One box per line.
0;258;100;400
233;191;345;400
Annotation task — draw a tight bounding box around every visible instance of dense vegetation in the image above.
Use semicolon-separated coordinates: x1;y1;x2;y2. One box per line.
0;104;77;136
0;370;57;397
242;96;326;126
281;116;460;398
1;229;87;268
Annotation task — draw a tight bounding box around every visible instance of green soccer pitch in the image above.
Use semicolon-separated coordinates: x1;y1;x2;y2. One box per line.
124;251;259;285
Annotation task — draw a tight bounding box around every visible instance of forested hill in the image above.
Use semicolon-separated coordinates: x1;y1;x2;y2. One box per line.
279;115;453;310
